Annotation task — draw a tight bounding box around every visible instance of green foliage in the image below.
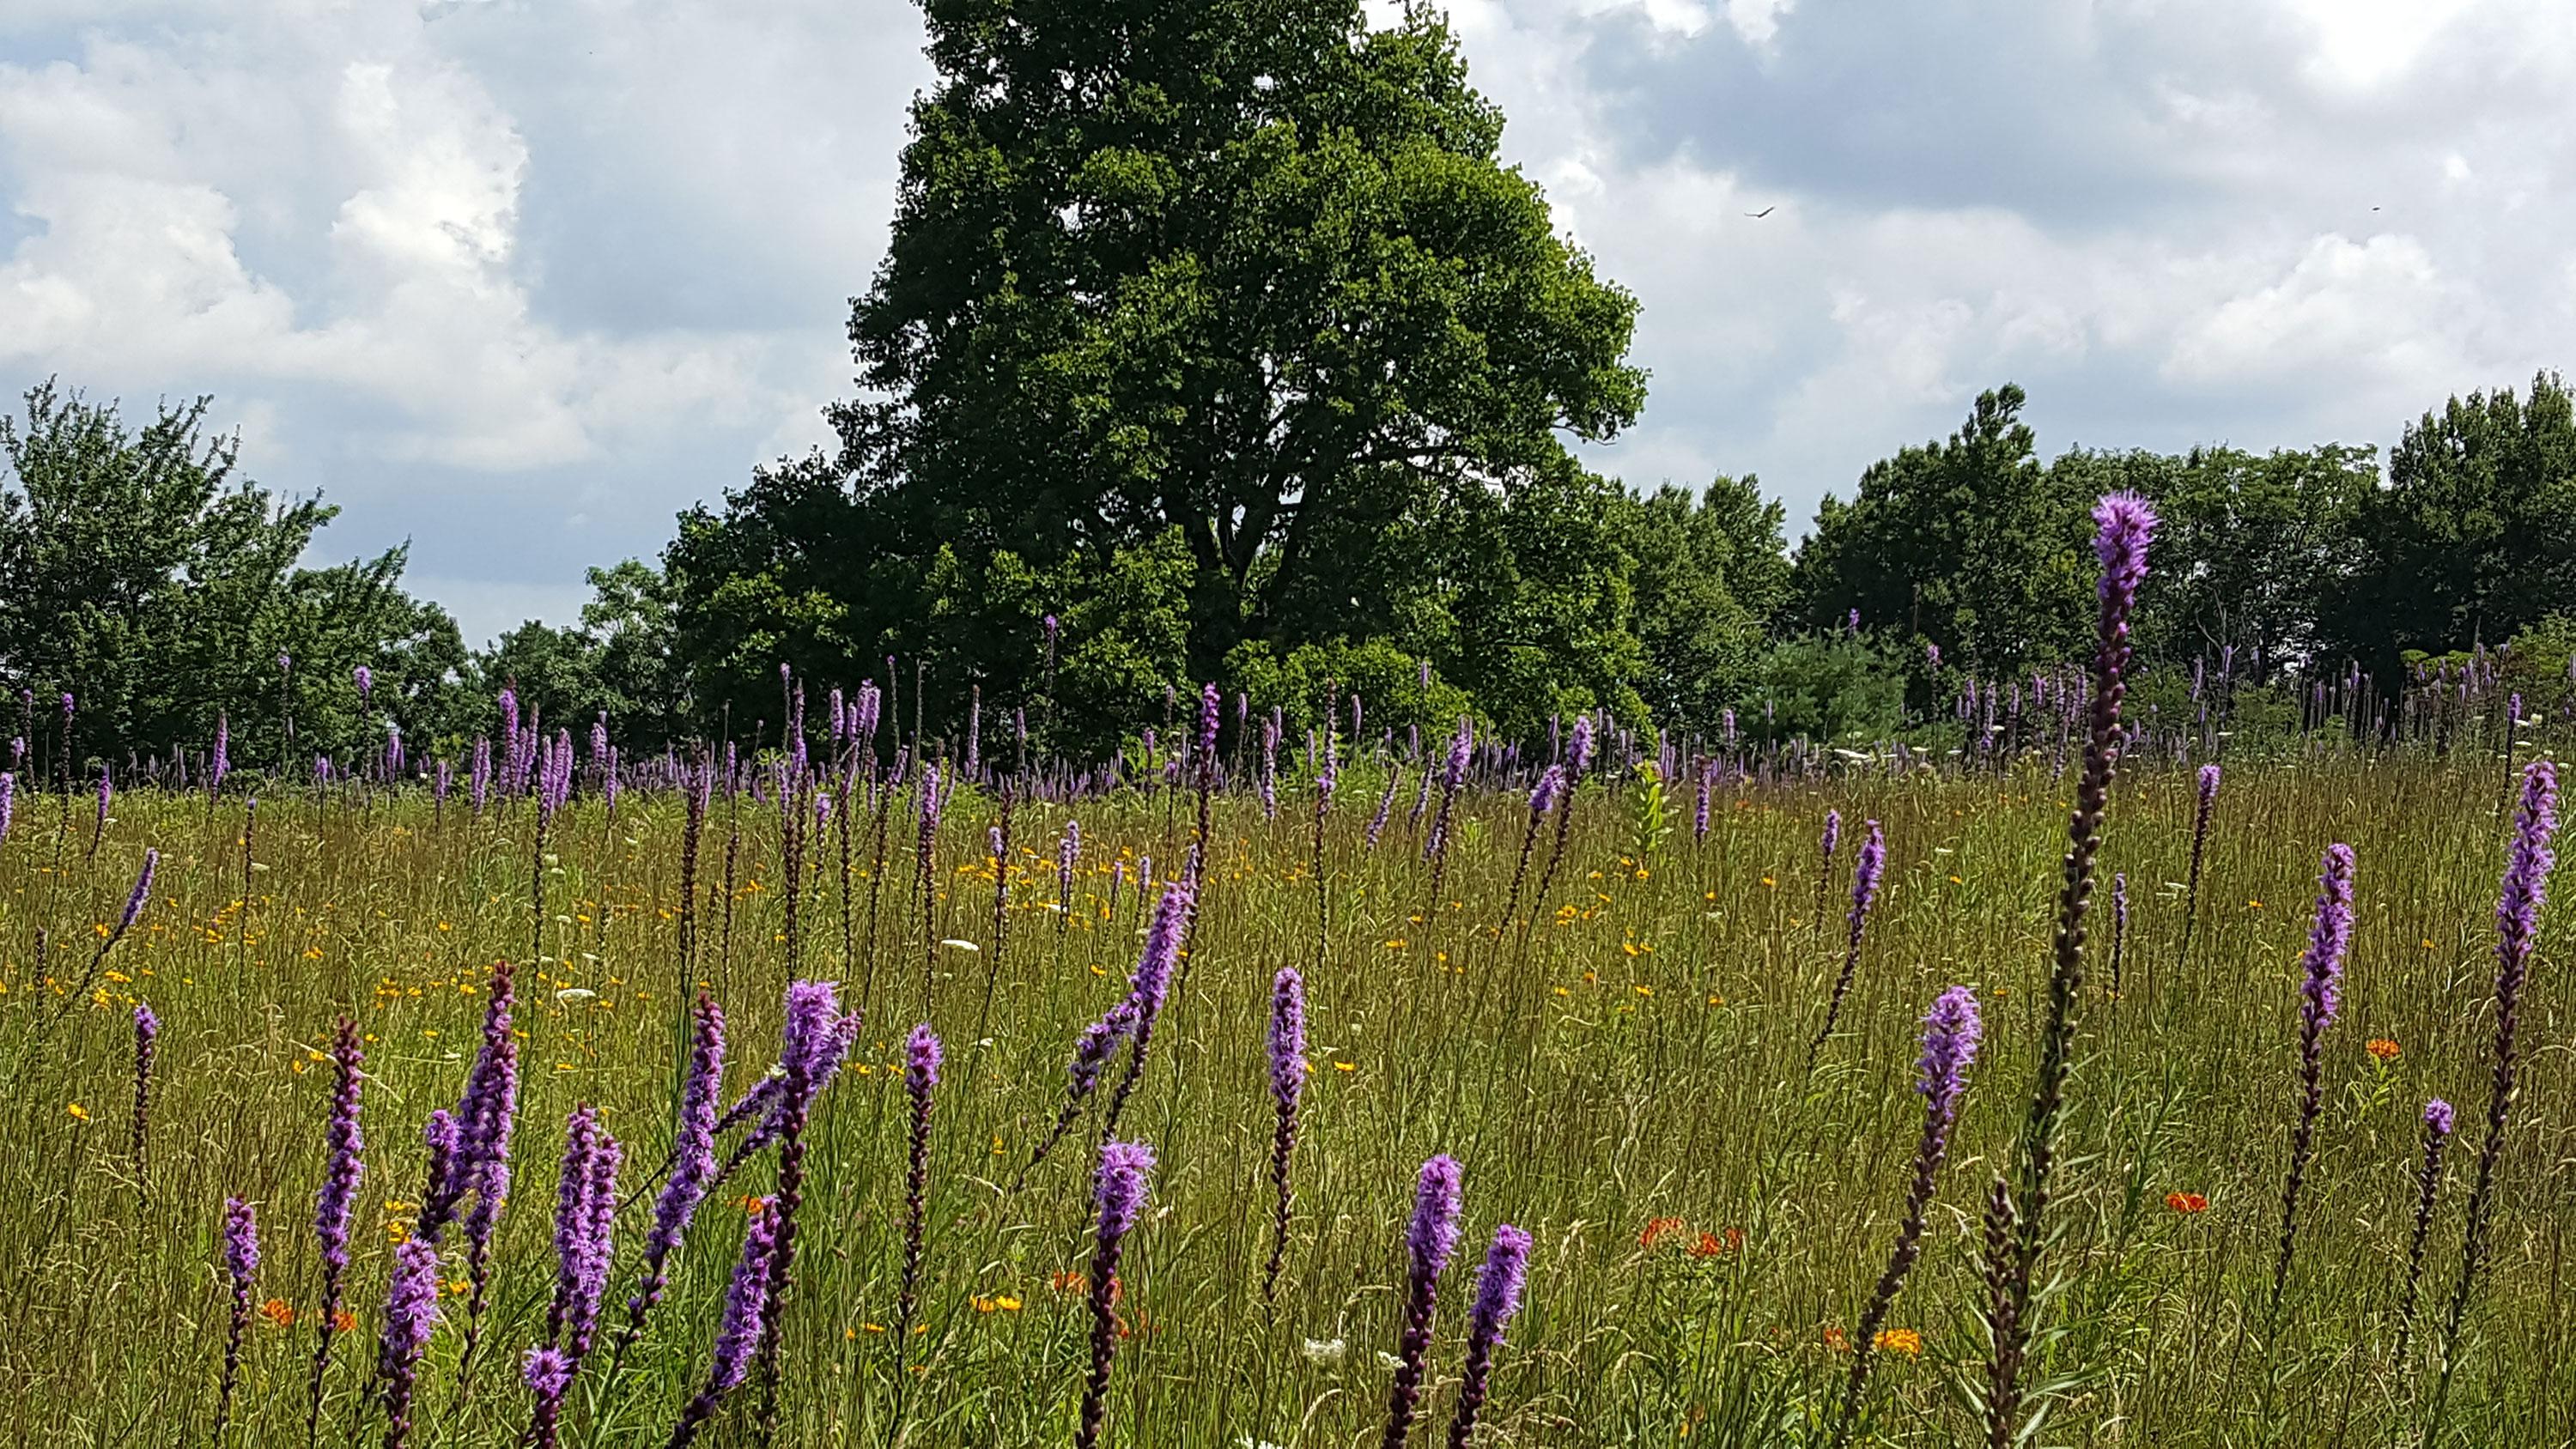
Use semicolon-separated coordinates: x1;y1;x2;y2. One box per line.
2330;371;2576;671
1619;475;1789;734
2056;443;2375;679
1747;634;1908;746
1791;386;2095;679
729;0;1647;724
0;379;466;769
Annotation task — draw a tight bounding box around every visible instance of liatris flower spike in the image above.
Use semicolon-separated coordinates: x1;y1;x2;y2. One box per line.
615;993;725;1371
129;1003;156;1203
2178;763;2221;973
309;1016;366;1442
1838;986;1981;1443
380;1239;442;1449
2436;759;2558;1407
1445;1223;1532;1449
214;1197;258;1446
2272;843;2355;1310
1810;820;1886;1063
1076;1140;1156;1449
2393;1099;2456;1373
1385;1155;1465;1449
664;1199;778;1449
1984;491;2154;1448
895;1024;941;1353
1263;967;1307;1305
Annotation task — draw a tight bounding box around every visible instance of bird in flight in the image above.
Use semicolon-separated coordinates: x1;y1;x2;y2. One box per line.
1746;205;1777;218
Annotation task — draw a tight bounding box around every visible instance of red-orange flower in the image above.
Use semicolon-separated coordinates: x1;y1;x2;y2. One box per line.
2164;1191;2208;1215
1688;1227;1745;1258
2366;1038;2401;1061
1640;1216;1687;1249
259;1298;295;1327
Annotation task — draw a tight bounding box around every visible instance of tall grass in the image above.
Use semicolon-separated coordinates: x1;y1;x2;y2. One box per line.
0;749;2566;1446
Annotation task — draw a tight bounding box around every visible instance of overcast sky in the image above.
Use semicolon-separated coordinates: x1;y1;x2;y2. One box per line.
4;0;2569;646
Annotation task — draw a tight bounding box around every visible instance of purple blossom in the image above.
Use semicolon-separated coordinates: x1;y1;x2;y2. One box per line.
2426;1099;2456;1136
2093;491;2158;615
1095;1139;1155;1246
1529;765;1564;816
1195;682;1222;783
1387;1154;1465;1446
1406;1154;1465;1280
522;1344;573;1403
315;1016;366;1280
905;1022;943;1096
223;1195;259;1286
378;1240;441;1449
1267;967;1306;1112
1917;985;1983;1118
709;1204;779;1391
119;848;156;931
354;664;372;703
1069;1001;1137;1099
2297;844;2357;1035
1447;1222;1534;1446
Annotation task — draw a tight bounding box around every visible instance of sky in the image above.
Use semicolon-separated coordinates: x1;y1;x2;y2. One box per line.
3;0;2571;646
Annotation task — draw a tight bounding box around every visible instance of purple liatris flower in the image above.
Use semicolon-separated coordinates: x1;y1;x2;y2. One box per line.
1368;766;1399;847
894;1024;941;1347
2179;763;2221;972
631;997;726;1345
2394;1098;2457;1371
2110;871;2129;995
1984;492;2154;1448
523;1346;575;1448
0;770;13;842
1840;985;1982;1432
1446;1223;1533;1448
1810;821;1886;1062
665;1199;778;1449
307;1016;366;1435
379;1239;441;1449
548;1106;605;1344
2441;760;2559;1366
1194;682;1221;785
1058;821;1080;923
1386;1154;1465;1447
1097;878;1194;1141
1077;1141;1157;1449
130;1003;157;1202
120;847;156;932
1262;967;1307;1303
214;1197;259;1444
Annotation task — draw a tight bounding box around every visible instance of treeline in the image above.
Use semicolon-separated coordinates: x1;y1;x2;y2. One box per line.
7;371;2572;771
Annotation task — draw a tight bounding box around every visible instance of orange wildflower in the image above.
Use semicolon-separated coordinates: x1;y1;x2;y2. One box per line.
2165;1191;2209;1215
259;1298;295;1327
1873;1328;1923;1357
1688;1227;1745;1258
1640;1216;1687;1249
2366;1038;2401;1061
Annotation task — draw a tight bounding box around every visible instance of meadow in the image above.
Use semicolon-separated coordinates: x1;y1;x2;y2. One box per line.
0;732;2568;1447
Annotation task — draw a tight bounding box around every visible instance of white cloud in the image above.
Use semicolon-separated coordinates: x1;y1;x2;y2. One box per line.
3;0;2571;633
